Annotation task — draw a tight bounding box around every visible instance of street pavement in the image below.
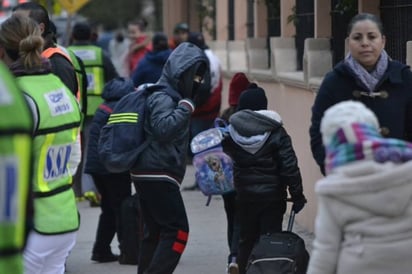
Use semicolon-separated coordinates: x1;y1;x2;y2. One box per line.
65;165;314;274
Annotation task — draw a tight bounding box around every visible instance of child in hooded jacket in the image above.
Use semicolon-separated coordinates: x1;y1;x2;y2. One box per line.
130;42;209;274
308;101;412;274
222;84;307;274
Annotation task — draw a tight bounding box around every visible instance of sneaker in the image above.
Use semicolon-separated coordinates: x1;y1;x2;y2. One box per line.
91;253;119;263
182;184;199;191
227;262;239;274
84;191;101;207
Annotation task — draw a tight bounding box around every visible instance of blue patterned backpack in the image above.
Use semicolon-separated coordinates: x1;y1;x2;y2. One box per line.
190;118;234;205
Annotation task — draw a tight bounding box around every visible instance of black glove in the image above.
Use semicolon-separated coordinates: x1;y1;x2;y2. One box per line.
292;196;307;214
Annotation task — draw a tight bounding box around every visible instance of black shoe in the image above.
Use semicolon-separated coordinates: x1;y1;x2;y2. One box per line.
118;253;138;265
182;184;199;191
91;253;119;263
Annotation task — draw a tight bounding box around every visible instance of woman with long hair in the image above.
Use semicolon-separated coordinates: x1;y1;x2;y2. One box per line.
0;15;82;274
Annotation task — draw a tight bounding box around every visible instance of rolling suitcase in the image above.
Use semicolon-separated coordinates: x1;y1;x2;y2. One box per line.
246;210;310;274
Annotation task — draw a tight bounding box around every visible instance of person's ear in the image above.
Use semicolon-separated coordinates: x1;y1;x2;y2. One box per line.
382;35;386;48
38;22;45;34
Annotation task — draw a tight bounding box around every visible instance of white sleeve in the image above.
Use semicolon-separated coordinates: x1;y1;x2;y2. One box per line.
23;94;39;133
68;133;82;176
307;196;342;274
205;49;221;91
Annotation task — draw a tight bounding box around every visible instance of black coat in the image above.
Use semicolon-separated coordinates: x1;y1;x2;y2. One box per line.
84;78;135;174
309;60;412;174
222;110;304;202
129;42;209;186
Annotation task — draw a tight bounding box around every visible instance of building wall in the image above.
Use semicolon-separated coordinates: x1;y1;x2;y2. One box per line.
162;0;200;38
281;0;296;37
234;0;248;40
216;0;229;40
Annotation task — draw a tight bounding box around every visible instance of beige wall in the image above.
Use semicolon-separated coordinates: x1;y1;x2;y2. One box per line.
315;0;331;38
281;0;295;37
216;0;229;40
162;0;186;37
234;0;248;40
162;0;200;38
359;0;380;15
255;0;268;38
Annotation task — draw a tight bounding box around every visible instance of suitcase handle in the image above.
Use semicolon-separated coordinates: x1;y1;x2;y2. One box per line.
287;210;295;232
286;198;295;232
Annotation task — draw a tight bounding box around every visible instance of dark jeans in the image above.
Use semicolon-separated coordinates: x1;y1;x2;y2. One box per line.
222;191;240;264
134;181;189;274
237;199;287;274
91;173;133;255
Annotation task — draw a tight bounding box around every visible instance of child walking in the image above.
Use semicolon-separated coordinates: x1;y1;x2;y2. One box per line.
222;84;307;274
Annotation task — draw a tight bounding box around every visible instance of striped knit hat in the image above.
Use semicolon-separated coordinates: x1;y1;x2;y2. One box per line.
320;101;412;173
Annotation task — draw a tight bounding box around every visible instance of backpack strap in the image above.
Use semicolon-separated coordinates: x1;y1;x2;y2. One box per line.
214;117;229;135
205;195;212;206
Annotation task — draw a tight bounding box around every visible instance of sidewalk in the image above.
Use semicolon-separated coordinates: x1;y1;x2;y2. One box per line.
65;165;314;274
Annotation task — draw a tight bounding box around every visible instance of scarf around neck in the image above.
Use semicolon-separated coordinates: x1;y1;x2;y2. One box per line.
344;49;389;93
325;122;412;174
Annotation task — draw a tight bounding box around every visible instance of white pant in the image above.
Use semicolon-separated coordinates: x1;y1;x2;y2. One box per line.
24;231;77;274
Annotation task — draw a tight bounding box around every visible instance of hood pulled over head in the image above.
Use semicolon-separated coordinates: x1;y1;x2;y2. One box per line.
158;42;209;99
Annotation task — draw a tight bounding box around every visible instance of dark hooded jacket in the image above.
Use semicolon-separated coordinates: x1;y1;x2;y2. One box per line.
310;60;412;175
131;48;172;87
222;110;304;201
130;42;209;186
85;78;135;174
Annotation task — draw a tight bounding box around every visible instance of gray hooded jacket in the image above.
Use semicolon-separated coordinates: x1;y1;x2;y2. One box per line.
130;42;208;186
222;109;304;201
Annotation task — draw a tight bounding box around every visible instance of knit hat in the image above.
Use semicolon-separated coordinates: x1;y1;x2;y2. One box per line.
152;32;169;52
72;22;91;41
188;32;207;50
228;73;250;106
320;101;412;173
237;83;268;111
320;101;379;147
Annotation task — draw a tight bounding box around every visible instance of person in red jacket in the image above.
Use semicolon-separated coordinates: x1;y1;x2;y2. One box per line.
126;18;150;76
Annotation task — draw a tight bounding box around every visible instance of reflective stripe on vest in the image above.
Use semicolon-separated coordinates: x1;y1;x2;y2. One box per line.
0;62;32;273
17;74;81;234
68;45;104;117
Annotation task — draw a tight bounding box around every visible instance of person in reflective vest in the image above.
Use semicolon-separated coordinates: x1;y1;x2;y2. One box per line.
0;15;82;273
68;21;118;119
0;61;33;274
12;2;79;97
68;21;118;207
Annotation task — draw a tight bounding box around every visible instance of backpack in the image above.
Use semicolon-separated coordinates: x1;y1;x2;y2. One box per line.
98;83;163;173
190;118;234;205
